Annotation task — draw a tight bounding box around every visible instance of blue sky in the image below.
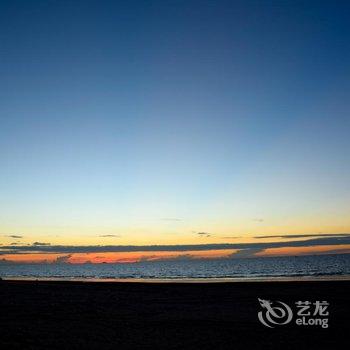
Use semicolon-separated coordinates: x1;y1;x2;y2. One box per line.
0;0;349;246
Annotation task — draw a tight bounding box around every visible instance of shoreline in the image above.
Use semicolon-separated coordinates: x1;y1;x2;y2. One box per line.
2;274;350;283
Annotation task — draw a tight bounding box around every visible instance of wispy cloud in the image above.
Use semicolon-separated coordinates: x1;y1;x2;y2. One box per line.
99;234;121;237
196;232;211;237
140;253;196;262
230;248;264;258
32;242;51;246
252;219;264;222
5;235;23;239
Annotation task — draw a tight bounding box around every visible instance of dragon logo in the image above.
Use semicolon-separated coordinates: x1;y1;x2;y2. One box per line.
258;298;293;328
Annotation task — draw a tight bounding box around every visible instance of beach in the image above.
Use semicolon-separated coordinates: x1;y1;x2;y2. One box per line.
0;279;349;349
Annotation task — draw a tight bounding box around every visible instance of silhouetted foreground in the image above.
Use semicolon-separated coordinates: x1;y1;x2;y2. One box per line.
0;280;349;349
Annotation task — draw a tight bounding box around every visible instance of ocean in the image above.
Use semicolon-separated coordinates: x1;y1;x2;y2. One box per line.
1;254;349;281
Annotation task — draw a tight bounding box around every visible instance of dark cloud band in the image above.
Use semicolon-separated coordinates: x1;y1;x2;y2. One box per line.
0;235;349;255
254;233;350;239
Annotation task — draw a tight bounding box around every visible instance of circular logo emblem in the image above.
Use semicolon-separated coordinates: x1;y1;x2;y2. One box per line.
258;298;293;328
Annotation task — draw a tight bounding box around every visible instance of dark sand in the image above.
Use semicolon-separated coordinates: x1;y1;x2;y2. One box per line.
0;280;349;349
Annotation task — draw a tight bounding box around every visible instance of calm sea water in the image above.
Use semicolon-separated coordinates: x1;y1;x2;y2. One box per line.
1;254;349;280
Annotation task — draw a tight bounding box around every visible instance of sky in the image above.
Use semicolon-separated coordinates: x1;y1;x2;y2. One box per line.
0;0;349;263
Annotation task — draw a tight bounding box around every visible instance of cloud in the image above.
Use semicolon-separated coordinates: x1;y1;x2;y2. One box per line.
99;235;120;237
252;219;264;222
165;254;197;261
54;254;72;264
139;253;196;262
221;236;241;239
5;235;23;239
254;233;350;239
230;248;264;258
196;232;211;237
139;254;162;262
32;242;51;246
0;235;349;255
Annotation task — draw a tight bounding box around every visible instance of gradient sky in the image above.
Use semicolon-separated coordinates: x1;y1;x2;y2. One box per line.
0;0;349;262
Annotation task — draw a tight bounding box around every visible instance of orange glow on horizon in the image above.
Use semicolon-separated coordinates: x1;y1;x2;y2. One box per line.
256;244;350;257
1;244;349;263
1;249;238;264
